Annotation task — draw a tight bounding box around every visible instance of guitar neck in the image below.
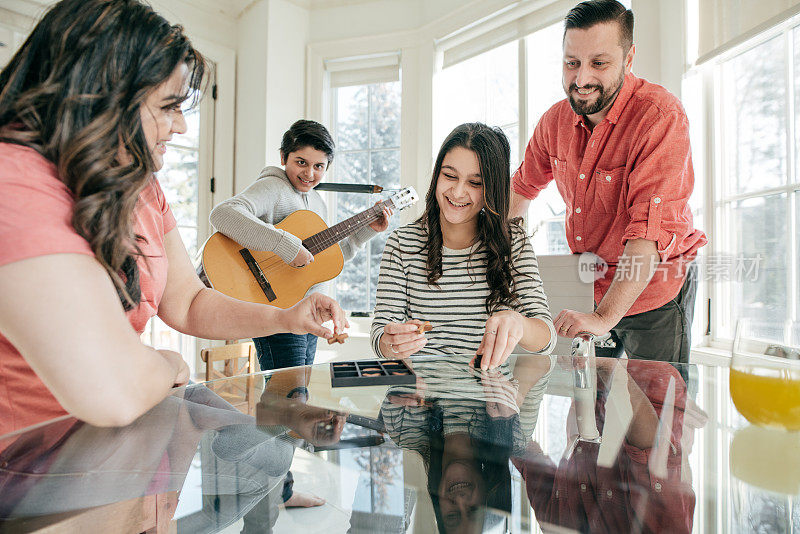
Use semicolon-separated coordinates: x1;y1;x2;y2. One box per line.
303;199;395;255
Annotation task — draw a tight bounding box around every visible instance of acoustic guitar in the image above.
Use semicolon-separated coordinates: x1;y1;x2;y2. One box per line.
199;186;419;308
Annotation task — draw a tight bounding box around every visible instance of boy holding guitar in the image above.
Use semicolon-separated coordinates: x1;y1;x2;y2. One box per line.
209;120;393;372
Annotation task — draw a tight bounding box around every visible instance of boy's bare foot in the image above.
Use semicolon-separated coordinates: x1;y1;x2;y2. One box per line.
284;491;326;508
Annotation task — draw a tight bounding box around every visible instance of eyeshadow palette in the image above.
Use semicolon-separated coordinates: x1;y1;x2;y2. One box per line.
330;359;416;388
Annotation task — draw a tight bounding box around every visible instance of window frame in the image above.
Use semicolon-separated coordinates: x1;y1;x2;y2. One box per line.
326;79;403;312
695;15;800;348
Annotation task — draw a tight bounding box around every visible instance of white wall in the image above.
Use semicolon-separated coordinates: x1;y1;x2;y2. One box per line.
235;1;271;191
265;0;310;179
234;0;310;194
631;0;685;97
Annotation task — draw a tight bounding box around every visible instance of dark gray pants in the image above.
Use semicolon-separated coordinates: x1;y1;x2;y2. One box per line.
595;263;698;366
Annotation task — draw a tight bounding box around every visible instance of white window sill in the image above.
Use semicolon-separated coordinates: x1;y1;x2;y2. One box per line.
690;345;732;366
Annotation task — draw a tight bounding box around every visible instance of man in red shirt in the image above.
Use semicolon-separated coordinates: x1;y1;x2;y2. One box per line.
510;0;707;364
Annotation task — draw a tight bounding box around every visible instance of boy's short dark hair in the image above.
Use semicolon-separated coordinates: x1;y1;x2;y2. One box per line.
280;119;336;164
564;0;634;53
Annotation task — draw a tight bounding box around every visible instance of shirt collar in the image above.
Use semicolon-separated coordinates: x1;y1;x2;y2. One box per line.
571;72;636;128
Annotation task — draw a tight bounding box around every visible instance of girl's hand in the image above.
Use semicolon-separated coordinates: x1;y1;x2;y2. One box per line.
380;319;427;359
475;310;524;370
281;293;349;339
479;368;520;418
369;203;393;232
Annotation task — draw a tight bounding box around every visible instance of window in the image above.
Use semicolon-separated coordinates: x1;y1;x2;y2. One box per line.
142;84;214;374
524;22;569;256
434;22;568;255
330;80;402;312
435;40;519;167
712;28;800;342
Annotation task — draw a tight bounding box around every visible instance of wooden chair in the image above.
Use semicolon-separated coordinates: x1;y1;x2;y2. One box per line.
200;342;258;415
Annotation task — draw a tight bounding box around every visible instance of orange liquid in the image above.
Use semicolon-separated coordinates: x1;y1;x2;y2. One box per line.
730;368;800;430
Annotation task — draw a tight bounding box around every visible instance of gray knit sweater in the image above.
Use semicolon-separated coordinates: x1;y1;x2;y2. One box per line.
209;166;377;296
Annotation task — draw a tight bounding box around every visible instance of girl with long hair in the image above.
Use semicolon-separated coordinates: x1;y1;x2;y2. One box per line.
371;123;554;368
0;0;346;435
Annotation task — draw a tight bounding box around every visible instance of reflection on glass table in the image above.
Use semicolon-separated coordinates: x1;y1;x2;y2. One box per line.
3;353;800;532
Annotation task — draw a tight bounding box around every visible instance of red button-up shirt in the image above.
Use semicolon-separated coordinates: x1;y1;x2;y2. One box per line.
513;73;707;315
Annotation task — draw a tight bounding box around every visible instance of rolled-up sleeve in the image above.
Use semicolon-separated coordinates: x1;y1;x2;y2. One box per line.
621;110;694;262
512;112;556;201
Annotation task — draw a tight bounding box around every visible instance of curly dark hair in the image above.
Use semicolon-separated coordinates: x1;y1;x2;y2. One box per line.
0;0;205;310
416;122;524;315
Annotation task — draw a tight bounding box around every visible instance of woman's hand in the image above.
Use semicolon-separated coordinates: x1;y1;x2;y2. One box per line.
159;349;190;388
281;293;349;339
289;246;314;268
379;319;427;359
369;203;393;232
475;310;524;370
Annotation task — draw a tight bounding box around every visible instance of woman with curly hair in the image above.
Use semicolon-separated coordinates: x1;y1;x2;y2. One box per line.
0;0;347;435
371;123;554;369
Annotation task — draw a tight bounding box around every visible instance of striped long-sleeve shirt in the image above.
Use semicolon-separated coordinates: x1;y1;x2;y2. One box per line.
370;221;556;358
380;356;555;461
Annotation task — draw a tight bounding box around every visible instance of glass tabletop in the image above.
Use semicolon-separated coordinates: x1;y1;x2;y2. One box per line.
0;353;796;533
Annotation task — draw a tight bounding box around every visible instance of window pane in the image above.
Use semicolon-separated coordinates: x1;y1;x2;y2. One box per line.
683;71;705;214
150;97;202;375
337;85;369;151
435;41;518;147
371;149;400;188
793;27;800;186
335;150;369;186
526;22;565;128
722;35;786;196
527;182;567;255
729;194;788;336
370;82;401;149
160;146;199;231
333;80;401;313
502;123;519;171
524;23;569;255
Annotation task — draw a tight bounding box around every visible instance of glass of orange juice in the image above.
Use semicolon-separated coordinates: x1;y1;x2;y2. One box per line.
729;319;800;430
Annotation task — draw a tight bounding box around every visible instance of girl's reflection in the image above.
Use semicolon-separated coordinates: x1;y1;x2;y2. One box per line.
381;355;554;533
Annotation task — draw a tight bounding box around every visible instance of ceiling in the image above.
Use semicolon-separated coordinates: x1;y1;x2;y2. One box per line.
1;0;383;21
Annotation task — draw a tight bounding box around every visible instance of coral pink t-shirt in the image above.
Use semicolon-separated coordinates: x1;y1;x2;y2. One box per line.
0;143;176;436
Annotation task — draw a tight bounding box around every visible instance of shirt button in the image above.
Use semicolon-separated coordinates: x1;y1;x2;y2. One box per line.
575;207;581;214
580;483;587;492
605;175;612;181
606;490;613;498
555;490;559;498
576;446;582;453
654;482;662;492
579;173;585;180
576;236;582;241
653;197;662;204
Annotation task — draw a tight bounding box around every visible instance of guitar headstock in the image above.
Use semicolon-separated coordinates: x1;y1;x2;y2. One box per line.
388;186;419;211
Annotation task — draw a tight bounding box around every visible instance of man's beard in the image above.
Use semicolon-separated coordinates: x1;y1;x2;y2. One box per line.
566;69;625;117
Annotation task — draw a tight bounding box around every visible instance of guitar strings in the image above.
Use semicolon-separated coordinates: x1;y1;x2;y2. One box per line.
255;206;383;272
249;204;388;279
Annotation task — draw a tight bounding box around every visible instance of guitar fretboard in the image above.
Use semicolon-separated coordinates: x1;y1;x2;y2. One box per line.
303;199;396;255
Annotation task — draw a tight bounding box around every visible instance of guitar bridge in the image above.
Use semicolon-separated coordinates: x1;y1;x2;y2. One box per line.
239;249;277;302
